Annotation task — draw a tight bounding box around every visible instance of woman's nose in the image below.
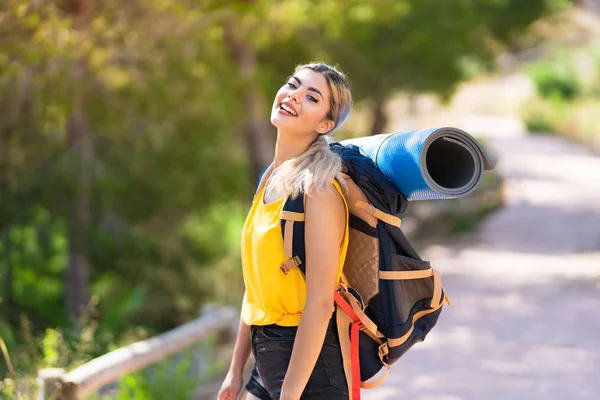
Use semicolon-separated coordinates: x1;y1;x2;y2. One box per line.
287;90;300;103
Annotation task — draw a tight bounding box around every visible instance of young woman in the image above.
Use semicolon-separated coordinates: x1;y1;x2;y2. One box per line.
218;62;353;400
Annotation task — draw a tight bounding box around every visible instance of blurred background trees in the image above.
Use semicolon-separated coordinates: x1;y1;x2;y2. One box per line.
0;0;575;388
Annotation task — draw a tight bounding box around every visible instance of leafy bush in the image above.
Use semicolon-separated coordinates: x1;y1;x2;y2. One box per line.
562;99;600;149
526;61;581;100
521;95;565;134
522;93;600;151
521;45;600;152
1;321;103;399
113;353;199;400
87;338;224;400
1;318;225;399
1;312;142;398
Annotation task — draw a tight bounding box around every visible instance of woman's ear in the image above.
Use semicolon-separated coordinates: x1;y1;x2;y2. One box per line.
317;119;335;135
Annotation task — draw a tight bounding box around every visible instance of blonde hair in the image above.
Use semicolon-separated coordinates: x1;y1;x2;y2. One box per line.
268;62;353;199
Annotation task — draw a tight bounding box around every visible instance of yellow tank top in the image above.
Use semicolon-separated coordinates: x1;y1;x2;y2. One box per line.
241;180;349;327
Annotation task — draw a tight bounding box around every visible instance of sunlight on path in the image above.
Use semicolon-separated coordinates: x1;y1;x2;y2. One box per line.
363;115;600;400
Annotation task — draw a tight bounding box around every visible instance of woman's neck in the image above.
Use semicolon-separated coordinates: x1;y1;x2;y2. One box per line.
272;130;318;168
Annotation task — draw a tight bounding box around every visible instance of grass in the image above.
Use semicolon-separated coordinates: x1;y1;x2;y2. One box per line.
522;94;567;134
521;43;600;152
523;95;600;151
440;169;504;235
444;194;502;234
0;318;226;399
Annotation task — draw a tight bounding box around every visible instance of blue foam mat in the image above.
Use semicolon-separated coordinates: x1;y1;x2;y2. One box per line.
342;127;494;201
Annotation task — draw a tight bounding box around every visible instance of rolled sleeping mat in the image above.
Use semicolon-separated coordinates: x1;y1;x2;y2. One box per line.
341;127;494;201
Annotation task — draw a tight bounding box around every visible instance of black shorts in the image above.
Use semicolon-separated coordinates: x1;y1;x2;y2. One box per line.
245;317;348;400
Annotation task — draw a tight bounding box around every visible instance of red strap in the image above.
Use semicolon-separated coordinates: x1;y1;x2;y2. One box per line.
335;291;362;400
334;291;358;321
350;319;362;400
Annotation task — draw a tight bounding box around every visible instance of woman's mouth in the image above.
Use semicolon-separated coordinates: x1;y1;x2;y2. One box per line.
278;103;298;117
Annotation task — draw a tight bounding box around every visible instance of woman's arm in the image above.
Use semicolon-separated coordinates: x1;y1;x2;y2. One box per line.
230;291;253;374
229;318;252;374
280;183;346;400
218;292;252;400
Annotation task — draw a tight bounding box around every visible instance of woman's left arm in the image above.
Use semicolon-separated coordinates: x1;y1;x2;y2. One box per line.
280;183;346;400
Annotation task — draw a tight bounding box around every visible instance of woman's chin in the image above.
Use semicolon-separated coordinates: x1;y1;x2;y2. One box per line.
270;114;293;129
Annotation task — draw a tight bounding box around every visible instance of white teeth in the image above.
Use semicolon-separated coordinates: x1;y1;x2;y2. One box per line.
280;103;297;116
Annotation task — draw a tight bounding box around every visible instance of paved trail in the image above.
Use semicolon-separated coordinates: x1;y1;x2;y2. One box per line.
363;116;600;400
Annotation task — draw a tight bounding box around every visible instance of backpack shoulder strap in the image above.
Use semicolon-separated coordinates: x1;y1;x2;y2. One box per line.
279;178;348;277
280;192;306;276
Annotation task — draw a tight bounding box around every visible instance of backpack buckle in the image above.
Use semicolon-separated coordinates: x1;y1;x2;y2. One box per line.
292;255;302;267
378;342;389;359
280;256;302;275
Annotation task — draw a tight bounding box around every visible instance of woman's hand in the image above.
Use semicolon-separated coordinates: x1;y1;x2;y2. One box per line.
219;299;252;400
218;369;244;400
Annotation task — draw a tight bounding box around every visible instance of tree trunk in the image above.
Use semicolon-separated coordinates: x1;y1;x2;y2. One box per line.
0;81;14;325
370;95;388;136
0;124;13;323
65;0;93;322
66;106;92;322
223;15;274;183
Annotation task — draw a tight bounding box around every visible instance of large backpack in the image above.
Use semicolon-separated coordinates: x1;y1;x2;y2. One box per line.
255;142;450;400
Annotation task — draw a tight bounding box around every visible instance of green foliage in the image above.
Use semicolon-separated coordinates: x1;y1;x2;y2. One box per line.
446;192;503;234
1;320;101;398
114;352;198;400
2;319;99;378
1;208;68;328
83;341;222;400
522;94;566;133
0;321;17;354
42;329;61;367
255;0;566;133
521;43;600;151
526;59;581;100
523;94;600;150
0;379;18;400
0;0;251;337
0;321;224;399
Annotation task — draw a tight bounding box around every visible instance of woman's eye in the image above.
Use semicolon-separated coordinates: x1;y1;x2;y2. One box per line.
287;82;297;89
308;95;318;103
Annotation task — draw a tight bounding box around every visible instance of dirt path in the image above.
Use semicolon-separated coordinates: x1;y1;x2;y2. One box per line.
199;73;600;398
363;116;600;400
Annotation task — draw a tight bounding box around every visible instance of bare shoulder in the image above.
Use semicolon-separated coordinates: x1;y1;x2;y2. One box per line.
304;182;345;217
304;182;346;253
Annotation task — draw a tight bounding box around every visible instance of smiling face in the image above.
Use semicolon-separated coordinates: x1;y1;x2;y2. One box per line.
270;68;335;136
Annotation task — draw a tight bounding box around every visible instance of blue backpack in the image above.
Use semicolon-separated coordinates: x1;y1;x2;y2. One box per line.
256;142;449;400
